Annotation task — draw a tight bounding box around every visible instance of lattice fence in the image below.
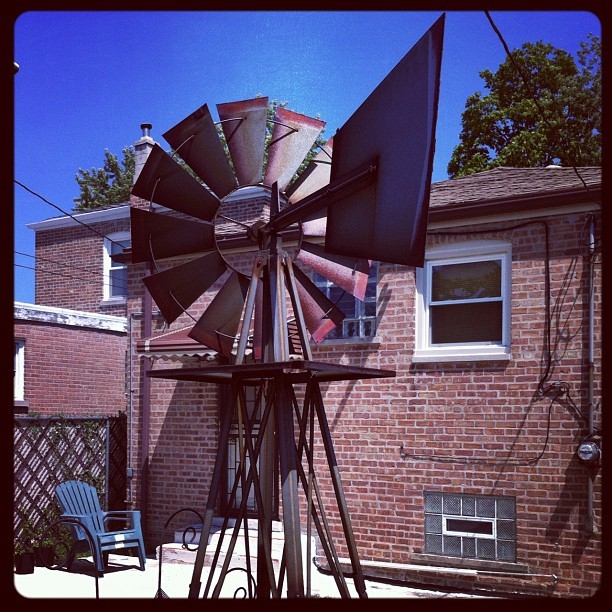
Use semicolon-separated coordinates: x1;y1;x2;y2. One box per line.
13;414;127;550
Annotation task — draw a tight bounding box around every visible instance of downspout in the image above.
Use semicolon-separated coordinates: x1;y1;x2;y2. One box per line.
140;264;153;540
586;215;595;534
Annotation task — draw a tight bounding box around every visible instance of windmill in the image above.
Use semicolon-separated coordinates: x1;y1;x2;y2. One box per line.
129;15;445;599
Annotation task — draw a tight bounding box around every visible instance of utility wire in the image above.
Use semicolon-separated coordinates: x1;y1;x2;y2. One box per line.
14;179;127;248
14;250;128;290
484;11;600;202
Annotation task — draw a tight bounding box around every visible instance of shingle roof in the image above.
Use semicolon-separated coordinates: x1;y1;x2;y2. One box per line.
429;166;601;208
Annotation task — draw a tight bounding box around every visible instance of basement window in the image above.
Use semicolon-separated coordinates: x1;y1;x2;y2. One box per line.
424;492;517;562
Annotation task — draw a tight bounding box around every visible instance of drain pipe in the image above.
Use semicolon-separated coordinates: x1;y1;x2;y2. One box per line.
586;215;596;534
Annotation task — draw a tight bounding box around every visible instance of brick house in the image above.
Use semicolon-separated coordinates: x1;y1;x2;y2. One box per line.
20;123;602;597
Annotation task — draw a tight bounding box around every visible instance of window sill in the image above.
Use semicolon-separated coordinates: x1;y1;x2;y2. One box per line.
315;336;382;347
100;297;127;307
412;348;511;363
410;552;529;574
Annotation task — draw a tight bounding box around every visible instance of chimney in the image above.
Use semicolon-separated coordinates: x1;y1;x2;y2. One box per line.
133;123;154;185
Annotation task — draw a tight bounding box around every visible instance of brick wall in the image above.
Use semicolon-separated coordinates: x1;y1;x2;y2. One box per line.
34;217;129;316
127;206;601;597
14;319;127;417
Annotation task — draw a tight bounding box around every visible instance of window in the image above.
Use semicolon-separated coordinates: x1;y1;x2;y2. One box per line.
414;240;511;362
14;338;25;402
103;232;130;301
313;264;377;340
424;492;517;562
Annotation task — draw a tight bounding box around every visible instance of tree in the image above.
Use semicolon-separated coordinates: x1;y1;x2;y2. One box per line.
73;147;135;211
74;98;326;211
447;35;601;178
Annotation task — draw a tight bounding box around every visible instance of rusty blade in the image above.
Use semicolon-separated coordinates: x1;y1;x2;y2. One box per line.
131;144;221;222
217;97;268;185
163;103;238;199
188;271;250;356
143;251;227;325
130;208;214;263
296;241;370;300
285;138;333;205
292;264;344;344
326;14;445;267
264;107;326;192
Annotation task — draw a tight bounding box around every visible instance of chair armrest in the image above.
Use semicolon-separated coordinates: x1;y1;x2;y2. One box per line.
102;511;142;530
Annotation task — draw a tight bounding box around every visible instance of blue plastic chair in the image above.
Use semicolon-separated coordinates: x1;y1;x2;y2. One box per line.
55;480;146;576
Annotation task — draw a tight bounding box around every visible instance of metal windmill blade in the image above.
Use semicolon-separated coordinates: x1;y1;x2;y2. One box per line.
131;100;374;355
217;97;269;185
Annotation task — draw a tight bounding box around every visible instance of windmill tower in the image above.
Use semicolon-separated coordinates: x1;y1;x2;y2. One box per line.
129;15;445;599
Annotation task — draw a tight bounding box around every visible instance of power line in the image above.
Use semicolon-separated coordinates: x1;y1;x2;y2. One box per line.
14;179;127;248
484;11;599;202
14;250;128;290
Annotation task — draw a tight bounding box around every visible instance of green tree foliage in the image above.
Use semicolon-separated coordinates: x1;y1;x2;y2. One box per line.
74;98;326;210
73;147;135;211
447;35;601;178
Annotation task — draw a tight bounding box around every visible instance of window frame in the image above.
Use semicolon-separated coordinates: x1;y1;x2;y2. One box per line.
102;231;131;303
414;240;512;363
14;338;25;402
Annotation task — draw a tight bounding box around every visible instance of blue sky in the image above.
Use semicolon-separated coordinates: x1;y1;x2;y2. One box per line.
12;10;602;304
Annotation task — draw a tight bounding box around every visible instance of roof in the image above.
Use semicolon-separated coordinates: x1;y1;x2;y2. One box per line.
429;166;601;221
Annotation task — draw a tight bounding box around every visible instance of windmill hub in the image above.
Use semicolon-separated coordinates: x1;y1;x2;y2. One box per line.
213;185;298;276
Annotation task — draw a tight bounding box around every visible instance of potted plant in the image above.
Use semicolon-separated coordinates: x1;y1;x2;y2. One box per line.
14;517;37;575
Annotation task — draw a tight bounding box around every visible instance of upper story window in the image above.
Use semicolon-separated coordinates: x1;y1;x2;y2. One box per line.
414;240;511;362
103;232;130;302
14;338;25;402
313;264;377;340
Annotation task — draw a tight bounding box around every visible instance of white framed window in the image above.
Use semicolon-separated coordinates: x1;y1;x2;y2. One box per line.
313;264;378;340
414;240;511;362
103;232;130;302
14;338;25;401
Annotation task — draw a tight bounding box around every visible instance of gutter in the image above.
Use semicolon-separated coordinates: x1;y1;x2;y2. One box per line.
428;186;601;224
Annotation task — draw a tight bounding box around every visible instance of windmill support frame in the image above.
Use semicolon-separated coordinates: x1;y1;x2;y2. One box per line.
149;240;395;598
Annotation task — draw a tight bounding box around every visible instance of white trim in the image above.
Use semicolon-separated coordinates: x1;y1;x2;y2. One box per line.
14;338;25;401
26;186;272;232
427;202;600;230
414;240;512;363
27;204;132;231
443;516;496;540
14;301;127;332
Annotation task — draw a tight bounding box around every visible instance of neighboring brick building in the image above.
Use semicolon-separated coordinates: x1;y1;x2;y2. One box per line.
13;302;127;416
19;120;602;597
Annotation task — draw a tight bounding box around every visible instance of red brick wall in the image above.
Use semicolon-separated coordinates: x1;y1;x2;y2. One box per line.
14;319;127;417
126;202;601;597
34;218;129;317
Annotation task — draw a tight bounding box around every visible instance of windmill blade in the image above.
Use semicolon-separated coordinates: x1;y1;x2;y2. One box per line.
292;264;345;344
130;208;215;264
131;144;221;222
143;251;227;325
325;14;445;267
296;241;370;300
188;271;250;356
264;107;326;192
163;103;238;199
285;138;333;205
217;97;268;185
